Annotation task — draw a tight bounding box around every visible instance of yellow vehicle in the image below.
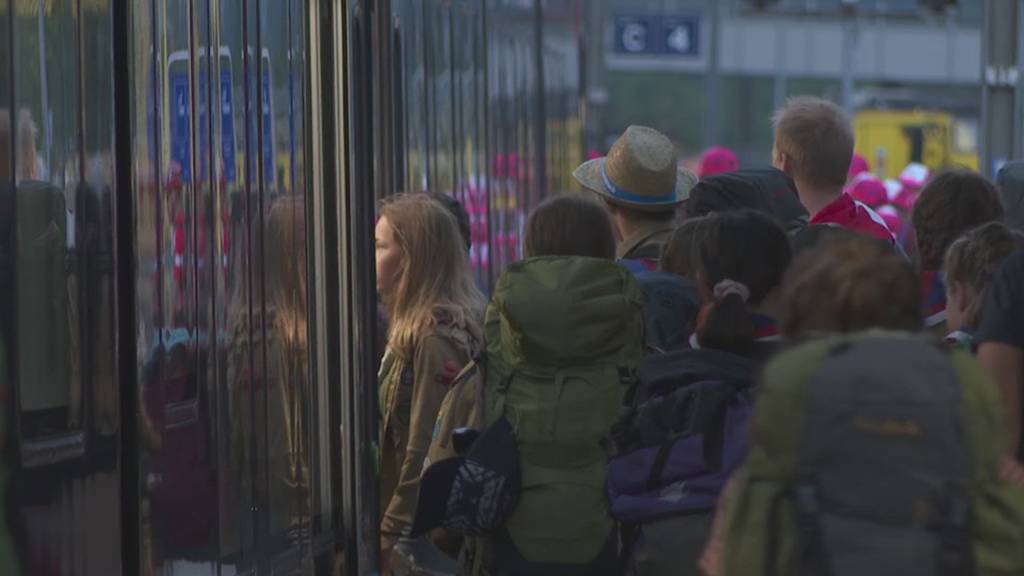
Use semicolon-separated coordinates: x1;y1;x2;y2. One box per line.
854;108;978;179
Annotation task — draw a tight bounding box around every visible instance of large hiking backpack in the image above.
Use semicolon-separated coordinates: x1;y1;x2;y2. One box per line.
723;332;1024;576
607;348;755;576
482;256;644;570
632;347;754;406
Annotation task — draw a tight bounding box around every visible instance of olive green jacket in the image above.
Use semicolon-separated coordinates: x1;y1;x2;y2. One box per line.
617;223;676;261
379;322;479;537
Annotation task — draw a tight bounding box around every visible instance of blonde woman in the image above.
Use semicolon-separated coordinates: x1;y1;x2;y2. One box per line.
376;193;485;569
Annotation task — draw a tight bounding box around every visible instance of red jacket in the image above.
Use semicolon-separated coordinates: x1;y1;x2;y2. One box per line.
810;193;895;243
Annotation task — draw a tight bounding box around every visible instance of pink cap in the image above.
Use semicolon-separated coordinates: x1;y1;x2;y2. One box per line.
894;187;919;212
848;153;870;180
884;179;903;203
848;176;887;208
899;163;930;191
699;146;739;178
876;205;904;237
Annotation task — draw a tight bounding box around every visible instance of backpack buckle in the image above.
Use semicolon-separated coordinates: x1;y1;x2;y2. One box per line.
794;483;820;528
937;492;974;576
793;481;833;576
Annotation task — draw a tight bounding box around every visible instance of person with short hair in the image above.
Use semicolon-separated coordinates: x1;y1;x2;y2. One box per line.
573;125;697;270
944;222;1024;352
912;169;1005;332
376;194;485;569
772;96;893;242
524;194;617;260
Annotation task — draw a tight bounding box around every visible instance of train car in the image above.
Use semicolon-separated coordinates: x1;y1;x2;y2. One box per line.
853;88;980;179
0;1;583;575
854;108;979;179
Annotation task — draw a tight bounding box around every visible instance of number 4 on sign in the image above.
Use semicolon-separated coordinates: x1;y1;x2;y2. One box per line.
667;26;690;54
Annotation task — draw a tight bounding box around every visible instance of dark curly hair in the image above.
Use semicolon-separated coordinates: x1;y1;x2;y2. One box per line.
912;169;1004;271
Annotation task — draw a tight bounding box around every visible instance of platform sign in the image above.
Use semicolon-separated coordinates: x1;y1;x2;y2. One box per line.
220;70;237;183
662;16;700;57
170;73;192;184
614;16;652;54
612;14;701;57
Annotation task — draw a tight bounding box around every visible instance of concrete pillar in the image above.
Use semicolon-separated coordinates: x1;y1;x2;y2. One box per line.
981;0;1022;177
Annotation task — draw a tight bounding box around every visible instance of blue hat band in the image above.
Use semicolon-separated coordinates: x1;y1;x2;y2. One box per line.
602;164;677;204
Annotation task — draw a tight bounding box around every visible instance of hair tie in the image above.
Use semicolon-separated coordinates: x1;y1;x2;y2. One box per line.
713;279;750;303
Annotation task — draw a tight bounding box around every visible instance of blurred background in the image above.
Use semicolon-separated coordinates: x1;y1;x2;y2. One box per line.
582;0;993;179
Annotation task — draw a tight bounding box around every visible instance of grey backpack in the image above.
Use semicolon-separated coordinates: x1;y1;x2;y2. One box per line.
724;333;1024;576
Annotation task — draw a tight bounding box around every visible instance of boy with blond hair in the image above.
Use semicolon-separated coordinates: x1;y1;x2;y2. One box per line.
772;96;893;242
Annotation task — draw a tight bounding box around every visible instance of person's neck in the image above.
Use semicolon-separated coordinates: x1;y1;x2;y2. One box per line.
615;214;641;240
796;180;843;219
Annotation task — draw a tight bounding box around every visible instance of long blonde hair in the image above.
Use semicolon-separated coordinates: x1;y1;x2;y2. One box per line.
381;193;485;359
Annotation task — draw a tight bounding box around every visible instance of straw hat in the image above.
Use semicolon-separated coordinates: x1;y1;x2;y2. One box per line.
574;125;697;213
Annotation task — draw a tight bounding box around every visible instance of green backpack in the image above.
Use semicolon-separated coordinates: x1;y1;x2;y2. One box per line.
482;256;643;566
723;331;1024;576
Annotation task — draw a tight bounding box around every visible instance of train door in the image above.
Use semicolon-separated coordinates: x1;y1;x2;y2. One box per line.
128;0;334;574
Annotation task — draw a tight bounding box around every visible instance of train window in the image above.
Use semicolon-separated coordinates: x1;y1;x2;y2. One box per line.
9;0;87;465
260;0;313;557
393;15;407;190
213;0;257;564
434;2;455;196
953;118;978;157
82;2;119;443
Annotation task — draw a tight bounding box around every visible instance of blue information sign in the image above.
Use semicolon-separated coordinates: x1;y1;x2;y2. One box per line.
170;73;192;184
613;14;701;57
220;70;237;183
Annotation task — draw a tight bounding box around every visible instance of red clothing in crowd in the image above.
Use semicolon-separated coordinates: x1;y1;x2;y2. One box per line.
810;192;894;243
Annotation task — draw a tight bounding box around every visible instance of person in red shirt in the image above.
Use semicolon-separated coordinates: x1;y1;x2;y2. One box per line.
771;96;894;243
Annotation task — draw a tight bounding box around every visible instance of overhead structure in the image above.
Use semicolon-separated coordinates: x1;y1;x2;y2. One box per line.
981;0;1023;176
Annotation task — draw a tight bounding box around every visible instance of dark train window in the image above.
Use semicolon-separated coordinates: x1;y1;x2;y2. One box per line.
393;16;406;189
8;0;90;464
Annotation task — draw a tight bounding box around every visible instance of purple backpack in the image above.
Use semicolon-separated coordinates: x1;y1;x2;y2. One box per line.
606;379;753;574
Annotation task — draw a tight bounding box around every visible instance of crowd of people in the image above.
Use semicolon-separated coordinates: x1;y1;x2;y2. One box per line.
374;95;1024;575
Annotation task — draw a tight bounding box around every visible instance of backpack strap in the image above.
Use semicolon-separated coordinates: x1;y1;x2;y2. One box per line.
793;481;834;576
936;490;975;576
642;381;740;490
491;368;514;422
